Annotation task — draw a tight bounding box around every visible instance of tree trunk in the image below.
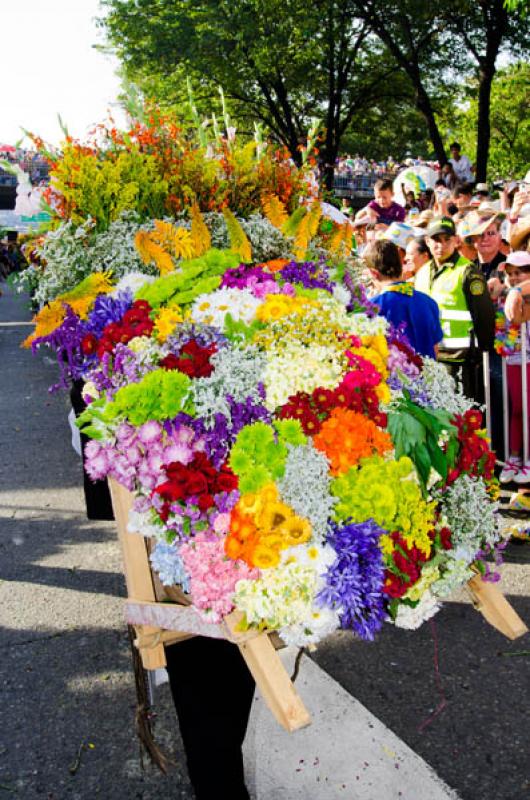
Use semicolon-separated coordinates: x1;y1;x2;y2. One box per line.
475;66;495;182
414;83;447;165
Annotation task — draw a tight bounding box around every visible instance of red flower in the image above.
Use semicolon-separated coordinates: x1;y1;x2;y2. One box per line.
81;333;98;355
439;527;452;550
160;354;181;370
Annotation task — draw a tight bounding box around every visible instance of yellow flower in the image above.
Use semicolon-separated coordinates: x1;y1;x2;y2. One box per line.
154;305;183;343
251;544;281;570
404;565;440;602
237;492;263;517
256;500;293;532
23;300;66;347
278;515;312;546
375;382;391;404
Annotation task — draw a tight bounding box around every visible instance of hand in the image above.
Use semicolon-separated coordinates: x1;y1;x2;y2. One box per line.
505;288;523;323
487;277;504;300
511;189;529;218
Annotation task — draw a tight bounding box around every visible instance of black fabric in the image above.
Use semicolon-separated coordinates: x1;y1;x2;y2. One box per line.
165;637;255;800
70;380;114;521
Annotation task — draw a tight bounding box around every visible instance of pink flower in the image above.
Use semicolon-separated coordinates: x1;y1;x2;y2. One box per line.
138;420;163;444
212;512;231;535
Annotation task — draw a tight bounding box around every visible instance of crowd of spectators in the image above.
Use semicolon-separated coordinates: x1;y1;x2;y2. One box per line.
0;146;50;185
350;142;530;494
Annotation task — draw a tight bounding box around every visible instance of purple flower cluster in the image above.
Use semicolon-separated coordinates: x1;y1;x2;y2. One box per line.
85;343;156;397
279;260;333;292
32;305;89;390
85;291;133;338
343;273;379;315
165;323;228;353
318;519;387;640
167;391;271;468
221;262;293;298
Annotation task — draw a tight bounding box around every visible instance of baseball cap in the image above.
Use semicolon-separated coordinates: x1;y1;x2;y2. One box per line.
505;251;530;268
425;217;456;238
474;182;489;194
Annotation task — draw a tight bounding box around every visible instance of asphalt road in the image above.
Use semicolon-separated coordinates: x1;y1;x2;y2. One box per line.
1;283;529;800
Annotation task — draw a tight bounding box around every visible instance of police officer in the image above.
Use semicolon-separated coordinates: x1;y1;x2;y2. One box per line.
416;216;495;402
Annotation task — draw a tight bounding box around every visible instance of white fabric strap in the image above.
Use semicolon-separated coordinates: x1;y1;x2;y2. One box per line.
440;309;472;321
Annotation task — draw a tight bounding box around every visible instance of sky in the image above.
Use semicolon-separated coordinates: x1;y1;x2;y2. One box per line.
0;0;125;147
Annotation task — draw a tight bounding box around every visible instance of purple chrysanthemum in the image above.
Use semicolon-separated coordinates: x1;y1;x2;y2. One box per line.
318;519;387;641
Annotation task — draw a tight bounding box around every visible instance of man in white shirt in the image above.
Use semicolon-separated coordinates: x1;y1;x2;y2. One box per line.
449;141;474;183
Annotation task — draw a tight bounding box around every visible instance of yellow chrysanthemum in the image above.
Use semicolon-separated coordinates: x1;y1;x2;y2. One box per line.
256;294;316;323
154;305;183;343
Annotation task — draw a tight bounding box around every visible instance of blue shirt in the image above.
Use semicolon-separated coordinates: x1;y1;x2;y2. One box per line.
371;283;443;359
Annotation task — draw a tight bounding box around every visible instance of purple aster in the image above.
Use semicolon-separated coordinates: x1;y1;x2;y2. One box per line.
279;260;333;292
318;519;387;641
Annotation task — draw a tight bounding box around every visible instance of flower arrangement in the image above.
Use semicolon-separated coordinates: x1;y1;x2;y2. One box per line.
24;245;497;646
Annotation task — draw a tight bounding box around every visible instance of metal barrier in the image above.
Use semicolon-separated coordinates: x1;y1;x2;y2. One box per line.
484;321;529;466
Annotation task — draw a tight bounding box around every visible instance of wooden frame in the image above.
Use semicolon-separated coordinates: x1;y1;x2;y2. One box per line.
108;479;527;731
108;478;311;732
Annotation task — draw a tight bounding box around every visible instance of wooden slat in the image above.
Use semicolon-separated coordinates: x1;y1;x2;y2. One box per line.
108;478;167;669
224;613;311;732
467;574;528;640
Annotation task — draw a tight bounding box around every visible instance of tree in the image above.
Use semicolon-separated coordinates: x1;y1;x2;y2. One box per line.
439;62;530;179
348;0;460;166
99;0;408;186
448;0;529;181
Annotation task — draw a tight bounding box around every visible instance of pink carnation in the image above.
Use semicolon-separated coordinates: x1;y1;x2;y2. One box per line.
180;533;258;623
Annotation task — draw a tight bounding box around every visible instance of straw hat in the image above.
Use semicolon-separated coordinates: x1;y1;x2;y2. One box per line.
467;206;506;237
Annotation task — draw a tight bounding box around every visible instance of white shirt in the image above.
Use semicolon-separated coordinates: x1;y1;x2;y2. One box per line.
449;155;473;183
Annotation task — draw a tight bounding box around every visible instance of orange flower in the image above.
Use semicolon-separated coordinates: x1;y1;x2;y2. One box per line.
313;408;392;475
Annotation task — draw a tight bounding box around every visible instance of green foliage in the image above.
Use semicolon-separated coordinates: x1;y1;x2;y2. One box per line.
136;249;239;308
387;393;458;491
438;62;530;179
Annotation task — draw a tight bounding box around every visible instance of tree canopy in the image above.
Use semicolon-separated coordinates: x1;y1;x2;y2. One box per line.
99;0;530;180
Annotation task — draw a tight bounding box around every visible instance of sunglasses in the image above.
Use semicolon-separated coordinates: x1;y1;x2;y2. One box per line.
476;229;500;239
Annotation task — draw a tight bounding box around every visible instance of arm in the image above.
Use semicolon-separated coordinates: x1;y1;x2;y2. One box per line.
463;267;495;351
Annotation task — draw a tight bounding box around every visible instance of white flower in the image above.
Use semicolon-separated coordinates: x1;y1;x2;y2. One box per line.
191;287;261;328
394;590;440;630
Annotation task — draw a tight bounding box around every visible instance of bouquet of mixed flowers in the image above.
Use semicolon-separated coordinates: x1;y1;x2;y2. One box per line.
30;228;500;646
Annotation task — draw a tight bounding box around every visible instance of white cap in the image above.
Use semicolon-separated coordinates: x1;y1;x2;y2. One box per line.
505;251;530;268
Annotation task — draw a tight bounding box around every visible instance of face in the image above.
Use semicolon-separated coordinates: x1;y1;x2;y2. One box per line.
374;188;393;209
404;241;429;277
505;266;530;288
455;193;471;209
473;221;501;261
426;233;457;264
450;147;460;160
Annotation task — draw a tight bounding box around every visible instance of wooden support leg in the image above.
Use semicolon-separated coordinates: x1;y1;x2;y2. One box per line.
467;575;528;640
224;613;311;732
108;478;166;668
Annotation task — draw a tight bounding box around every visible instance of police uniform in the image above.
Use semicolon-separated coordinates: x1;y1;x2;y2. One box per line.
416;251;495;401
